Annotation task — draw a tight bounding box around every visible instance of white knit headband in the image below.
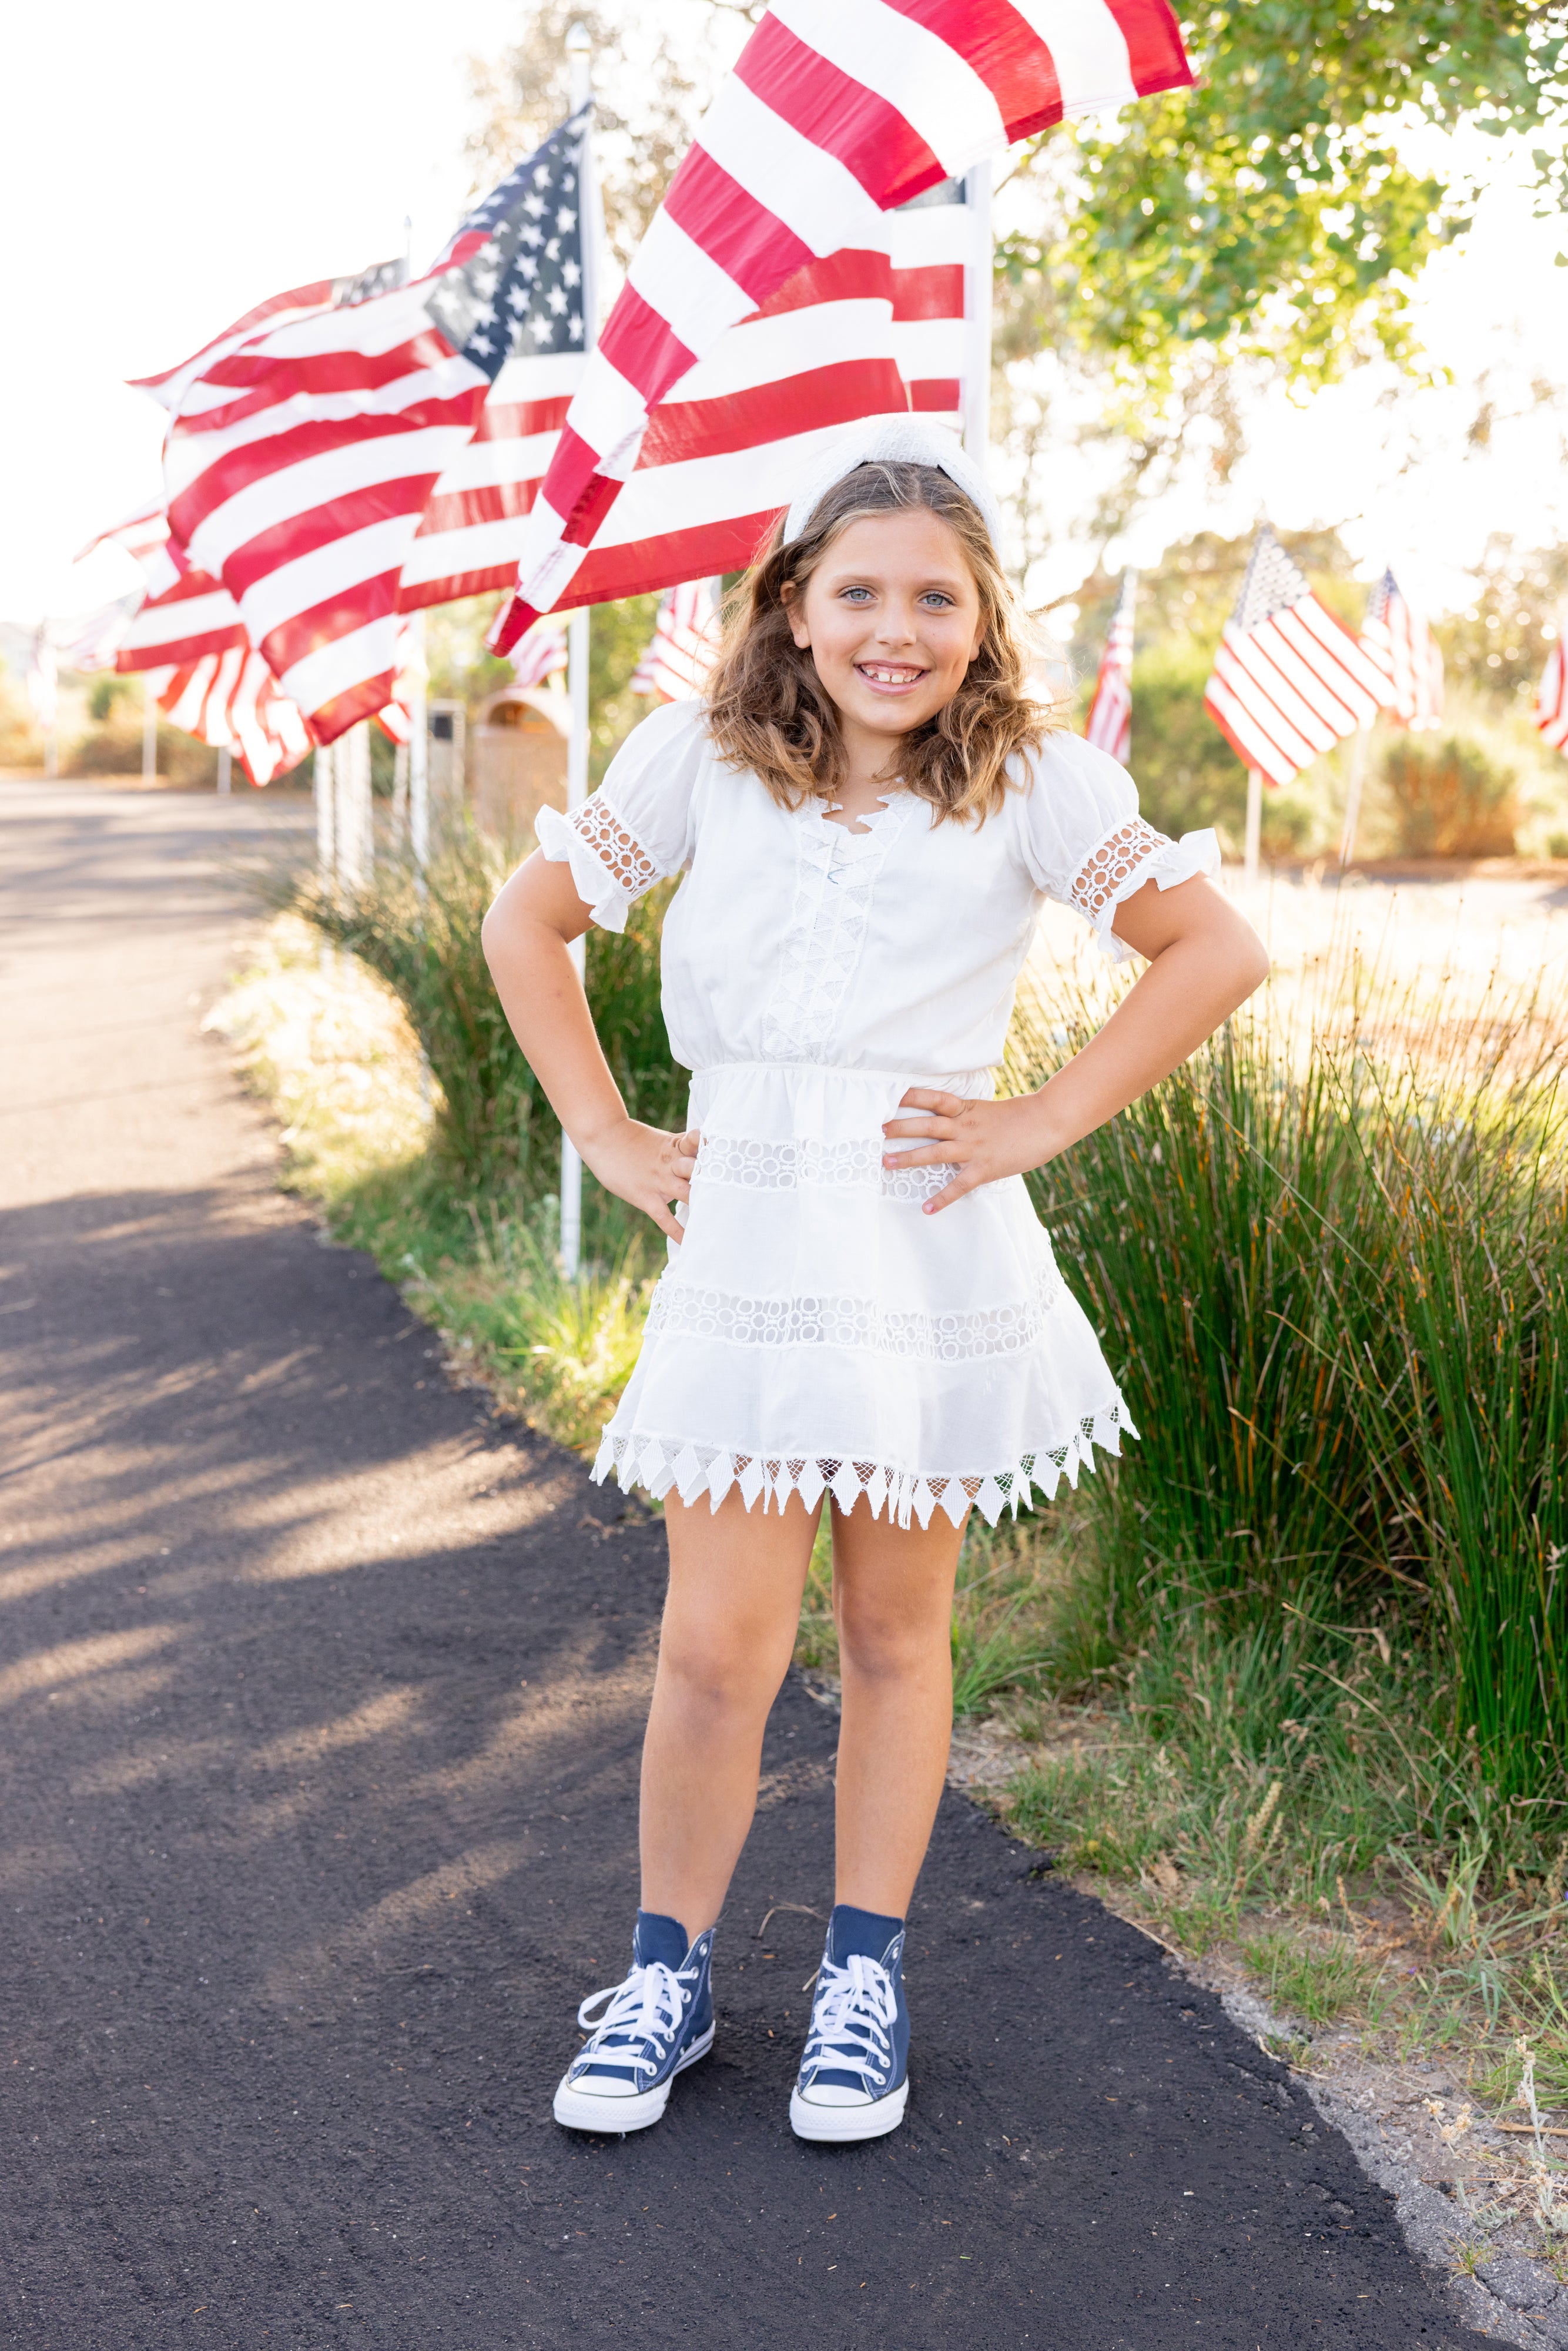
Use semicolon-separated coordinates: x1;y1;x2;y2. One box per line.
780;416;1004;552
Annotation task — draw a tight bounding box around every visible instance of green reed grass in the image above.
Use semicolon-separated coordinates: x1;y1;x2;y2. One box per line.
1009;937;1568;1805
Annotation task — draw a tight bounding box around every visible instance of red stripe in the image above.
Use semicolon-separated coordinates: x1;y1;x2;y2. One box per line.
530;424;601;535
220;477;439;601
882;0;1059;136
414;475;541;537
488;596;540;655
907;379;960;412
168;397;481;544
173;330;463;438
127;279;336;391
638;359;910;470
752;248;893;319
259;571;400;681
116;617;246;672
561;469;622;550
398;562;519;612
1101;0;1194;101
733;16;943;212
891;264;964;322
309;672;397;746
597;282;699;411
471;394;572;443
568;512;783;608
663;144;815;306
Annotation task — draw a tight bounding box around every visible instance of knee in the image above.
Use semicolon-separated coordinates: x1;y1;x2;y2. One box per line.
836;1597;945;1684
658;1620;785;1717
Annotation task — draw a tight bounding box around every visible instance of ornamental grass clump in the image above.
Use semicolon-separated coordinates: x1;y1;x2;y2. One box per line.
1010;932;1568;1807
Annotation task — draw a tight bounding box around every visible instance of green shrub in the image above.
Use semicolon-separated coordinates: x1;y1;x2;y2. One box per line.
1383;735;1520;858
275;825;685;1195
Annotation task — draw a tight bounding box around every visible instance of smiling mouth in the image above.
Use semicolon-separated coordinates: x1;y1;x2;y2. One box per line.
855;662;928;688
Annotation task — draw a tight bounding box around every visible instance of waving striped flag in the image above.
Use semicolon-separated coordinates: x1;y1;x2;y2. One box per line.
147;649;313;786
163;113;590;742
1084;567;1136;764
630;578;722;702
1204;527;1391;790
491;0;1192;651
1361;570;1443;732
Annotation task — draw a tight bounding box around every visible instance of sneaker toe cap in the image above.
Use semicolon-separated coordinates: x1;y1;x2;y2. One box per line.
798;2081;878;2107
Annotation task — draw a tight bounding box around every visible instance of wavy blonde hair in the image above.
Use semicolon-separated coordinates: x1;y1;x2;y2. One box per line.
704;460;1060;823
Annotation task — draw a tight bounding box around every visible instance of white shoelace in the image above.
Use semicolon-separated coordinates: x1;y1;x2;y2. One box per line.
573;1960;688;2082
800;1952;897;2092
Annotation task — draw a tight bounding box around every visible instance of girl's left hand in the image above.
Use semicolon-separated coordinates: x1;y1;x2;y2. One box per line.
882;1089;1054;1215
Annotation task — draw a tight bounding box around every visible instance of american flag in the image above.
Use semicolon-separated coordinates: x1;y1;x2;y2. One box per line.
1361;569;1443;731
1204;526;1391;790
508;615;569;691
162;114;589;742
1533;623;1568;752
130;262;408;415
630;578;722;702
1084;567;1137;765
146;649;313;786
491;0;1193;651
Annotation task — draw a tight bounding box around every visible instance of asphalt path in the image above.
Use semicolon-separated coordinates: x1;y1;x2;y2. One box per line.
1;777;1484;2349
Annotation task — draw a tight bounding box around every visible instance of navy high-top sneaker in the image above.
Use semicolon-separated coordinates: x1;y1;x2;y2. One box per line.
790;1904;910;2144
553;1911;715;2135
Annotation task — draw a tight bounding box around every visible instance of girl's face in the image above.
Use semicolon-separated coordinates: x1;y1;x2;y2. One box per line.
783;508;986;745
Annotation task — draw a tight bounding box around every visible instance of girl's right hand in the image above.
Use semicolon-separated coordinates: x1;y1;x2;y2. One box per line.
579;1120;701;1245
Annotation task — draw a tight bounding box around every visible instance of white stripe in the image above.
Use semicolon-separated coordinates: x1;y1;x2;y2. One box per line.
1007;0;1137;114
886;205;973;269
239;516;421;646
122;588;242;654
664;298;897;402
890;317;965;382
423;430;555;494
594;417;906;547
280;615;400;719
625;210;759;371
399;515;537;587
558;351;653;480
185;423;476;577
770;0;1007;178
695;76;887;257
485;350;589;403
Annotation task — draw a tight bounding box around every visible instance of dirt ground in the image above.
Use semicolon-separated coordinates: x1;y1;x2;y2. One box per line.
0;776;1497;2348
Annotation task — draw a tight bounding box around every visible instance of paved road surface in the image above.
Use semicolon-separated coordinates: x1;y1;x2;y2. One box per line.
1;779;1482;2348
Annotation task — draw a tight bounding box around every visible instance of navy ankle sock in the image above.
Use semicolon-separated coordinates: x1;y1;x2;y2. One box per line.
634;1910;690;1968
827;1903;904;1966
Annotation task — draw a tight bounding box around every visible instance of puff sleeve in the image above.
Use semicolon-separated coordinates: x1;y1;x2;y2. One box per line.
536;698;708;933
1017;733;1221;964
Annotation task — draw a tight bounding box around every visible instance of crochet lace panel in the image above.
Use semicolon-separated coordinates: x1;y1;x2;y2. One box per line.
643;1261;1065;1362
1069;815;1174;924
760;801;913;1061
592;1402;1133;1529
692;1132;953;1206
568;796;660;898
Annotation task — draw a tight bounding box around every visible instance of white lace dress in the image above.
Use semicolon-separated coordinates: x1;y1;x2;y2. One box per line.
538;699;1218;1529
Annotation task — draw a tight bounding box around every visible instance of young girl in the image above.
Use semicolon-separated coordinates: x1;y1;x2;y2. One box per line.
482;418;1268;2146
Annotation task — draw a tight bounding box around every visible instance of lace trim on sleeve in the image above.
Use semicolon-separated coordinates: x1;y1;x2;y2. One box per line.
535;795;662;934
572;799;658;896
1068;819;1221;964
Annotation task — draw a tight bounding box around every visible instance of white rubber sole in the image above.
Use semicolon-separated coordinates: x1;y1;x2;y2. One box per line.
790;2076;909;2144
552;2022;715;2135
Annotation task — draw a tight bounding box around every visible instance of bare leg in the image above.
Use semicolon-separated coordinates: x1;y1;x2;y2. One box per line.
831;1499;968;1916
639;1486;820;1936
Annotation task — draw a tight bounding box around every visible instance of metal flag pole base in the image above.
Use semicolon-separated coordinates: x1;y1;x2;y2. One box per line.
1244;767;1263;886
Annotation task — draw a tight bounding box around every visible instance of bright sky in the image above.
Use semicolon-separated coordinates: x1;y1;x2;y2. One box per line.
4;10;1565;629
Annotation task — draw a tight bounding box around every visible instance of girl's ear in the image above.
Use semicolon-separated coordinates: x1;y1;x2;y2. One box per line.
779;577;812;652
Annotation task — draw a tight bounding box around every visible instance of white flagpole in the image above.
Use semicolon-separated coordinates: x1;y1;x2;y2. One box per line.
142;674;158;784
559;21;599;1282
217;745;232;795
408;609;430;887
1244;768;1263;885
961;159;993;470
1338;724;1371;870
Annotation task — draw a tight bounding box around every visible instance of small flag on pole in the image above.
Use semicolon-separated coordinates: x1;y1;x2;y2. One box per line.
630;580;721;704
1535;622;1568;752
1204;526;1391;789
1361;570;1443;731
1084;570;1136;765
508;615;570;692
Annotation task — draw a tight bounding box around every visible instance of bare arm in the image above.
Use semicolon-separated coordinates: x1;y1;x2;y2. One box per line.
481;851;696;1245
883;872;1269;1213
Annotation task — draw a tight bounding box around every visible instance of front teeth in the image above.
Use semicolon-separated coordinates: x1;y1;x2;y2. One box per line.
861;666;922;684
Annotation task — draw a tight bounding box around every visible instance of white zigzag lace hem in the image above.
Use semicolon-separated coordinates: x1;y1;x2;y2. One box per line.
592;1405;1136;1529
